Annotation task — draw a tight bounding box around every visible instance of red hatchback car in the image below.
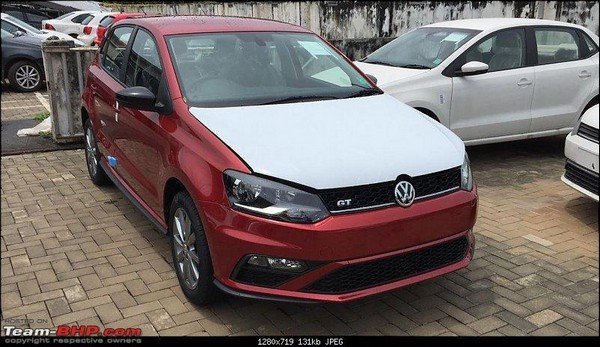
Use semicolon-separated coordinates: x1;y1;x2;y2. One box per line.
82;16;478;304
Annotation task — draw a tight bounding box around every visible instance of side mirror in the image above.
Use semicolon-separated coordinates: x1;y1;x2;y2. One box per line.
13;30;27;38
365;74;378;84
457;61;489;76
116;86;158;112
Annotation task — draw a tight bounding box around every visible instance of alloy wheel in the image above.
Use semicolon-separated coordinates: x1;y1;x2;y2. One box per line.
172;207;200;290
85;127;98;177
15;64;40;90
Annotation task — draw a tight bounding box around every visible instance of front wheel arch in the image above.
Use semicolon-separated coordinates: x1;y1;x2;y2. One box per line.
414;107;440;122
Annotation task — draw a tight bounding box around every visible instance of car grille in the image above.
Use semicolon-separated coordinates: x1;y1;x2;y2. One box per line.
303;236;469;294
318;166;461;213
565;160;599;196
577;123;599;143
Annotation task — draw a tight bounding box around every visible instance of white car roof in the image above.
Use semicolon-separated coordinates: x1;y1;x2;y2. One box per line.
424;18;587;32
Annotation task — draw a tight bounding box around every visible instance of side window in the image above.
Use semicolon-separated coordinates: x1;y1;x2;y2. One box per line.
1;20;21;34
581;32;599;56
102;26;134;80
99;16;114;28
71;14;90;23
80;15;94;26
535;28;580;64
464;29;526;72
125;30;163;95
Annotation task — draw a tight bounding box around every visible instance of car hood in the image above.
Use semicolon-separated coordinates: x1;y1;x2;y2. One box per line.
189;94;464;189
354;61;429;87
581;105;599;129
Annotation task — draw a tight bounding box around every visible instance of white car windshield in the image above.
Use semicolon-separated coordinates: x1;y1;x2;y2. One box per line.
362;27;479;69
168;32;381;108
4;15;43;34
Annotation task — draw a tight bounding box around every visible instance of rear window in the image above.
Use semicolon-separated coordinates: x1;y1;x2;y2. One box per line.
81;15;94;25
535;28;580;64
99;16;114;27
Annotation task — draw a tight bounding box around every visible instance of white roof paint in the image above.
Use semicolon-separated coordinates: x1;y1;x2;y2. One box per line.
190;94;465;190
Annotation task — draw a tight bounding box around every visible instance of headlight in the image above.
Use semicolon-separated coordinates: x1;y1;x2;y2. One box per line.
223;170;330;223
461;154;473;191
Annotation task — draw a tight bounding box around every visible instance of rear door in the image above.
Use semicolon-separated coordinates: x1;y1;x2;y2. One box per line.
448;28;535;141
530;26;598;132
88;26;134;165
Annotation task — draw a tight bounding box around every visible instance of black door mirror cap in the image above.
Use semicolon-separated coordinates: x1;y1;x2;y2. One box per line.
116;86;159;113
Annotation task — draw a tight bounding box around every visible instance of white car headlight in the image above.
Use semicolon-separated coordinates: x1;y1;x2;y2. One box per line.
223;170;330;223
461;154;473;191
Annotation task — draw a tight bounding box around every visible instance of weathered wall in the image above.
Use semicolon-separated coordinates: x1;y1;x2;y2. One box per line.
105;1;600;59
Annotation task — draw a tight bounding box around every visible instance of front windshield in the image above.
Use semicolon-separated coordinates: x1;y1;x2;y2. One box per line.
167;32;380;108
5;15;42;34
363;27;479;69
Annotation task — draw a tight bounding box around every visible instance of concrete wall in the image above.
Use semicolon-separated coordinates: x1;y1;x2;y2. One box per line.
105;1;600;59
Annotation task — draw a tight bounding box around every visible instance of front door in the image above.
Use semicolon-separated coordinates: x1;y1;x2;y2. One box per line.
114;28;167;213
450;28;534;141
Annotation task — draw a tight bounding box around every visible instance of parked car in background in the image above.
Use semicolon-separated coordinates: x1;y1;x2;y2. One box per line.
93;12;144;46
562;105;599;201
1;28;44;92
77;11;117;46
81;16;477;305
1;4;51;29
42;10;99;38
355;18;599;146
2;13;84;46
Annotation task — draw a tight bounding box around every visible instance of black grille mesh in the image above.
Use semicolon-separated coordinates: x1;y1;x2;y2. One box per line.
319;167;461;212
304;237;469;294
565;161;598;196
577;123;599;143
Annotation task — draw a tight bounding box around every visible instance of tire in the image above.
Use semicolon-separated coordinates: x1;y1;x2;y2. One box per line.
169;190;219;305
83;119;110;186
8;60;43;92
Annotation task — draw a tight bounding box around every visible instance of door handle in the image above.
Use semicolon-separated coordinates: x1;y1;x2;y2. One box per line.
578;71;592;79
517;78;532;87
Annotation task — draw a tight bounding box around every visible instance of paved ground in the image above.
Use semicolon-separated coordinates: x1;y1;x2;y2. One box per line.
0;136;598;336
1;88;83;156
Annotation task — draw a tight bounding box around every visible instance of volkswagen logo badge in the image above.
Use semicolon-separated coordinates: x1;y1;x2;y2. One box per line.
394;181;416;207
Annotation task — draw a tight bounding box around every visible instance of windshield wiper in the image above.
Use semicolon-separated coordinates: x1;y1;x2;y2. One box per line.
257;95;340;105
362;60;397;67
345;88;382;99
398;64;431;69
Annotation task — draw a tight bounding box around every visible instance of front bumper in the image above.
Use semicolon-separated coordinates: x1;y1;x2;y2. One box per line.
201;188;478;303
563;132;599;201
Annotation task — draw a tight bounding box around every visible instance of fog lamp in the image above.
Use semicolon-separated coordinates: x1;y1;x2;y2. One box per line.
247;255;307;272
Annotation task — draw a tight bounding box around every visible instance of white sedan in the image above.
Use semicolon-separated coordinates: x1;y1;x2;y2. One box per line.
1;13;84;45
562;105;599;201
355;18;599;146
41;10;100;38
